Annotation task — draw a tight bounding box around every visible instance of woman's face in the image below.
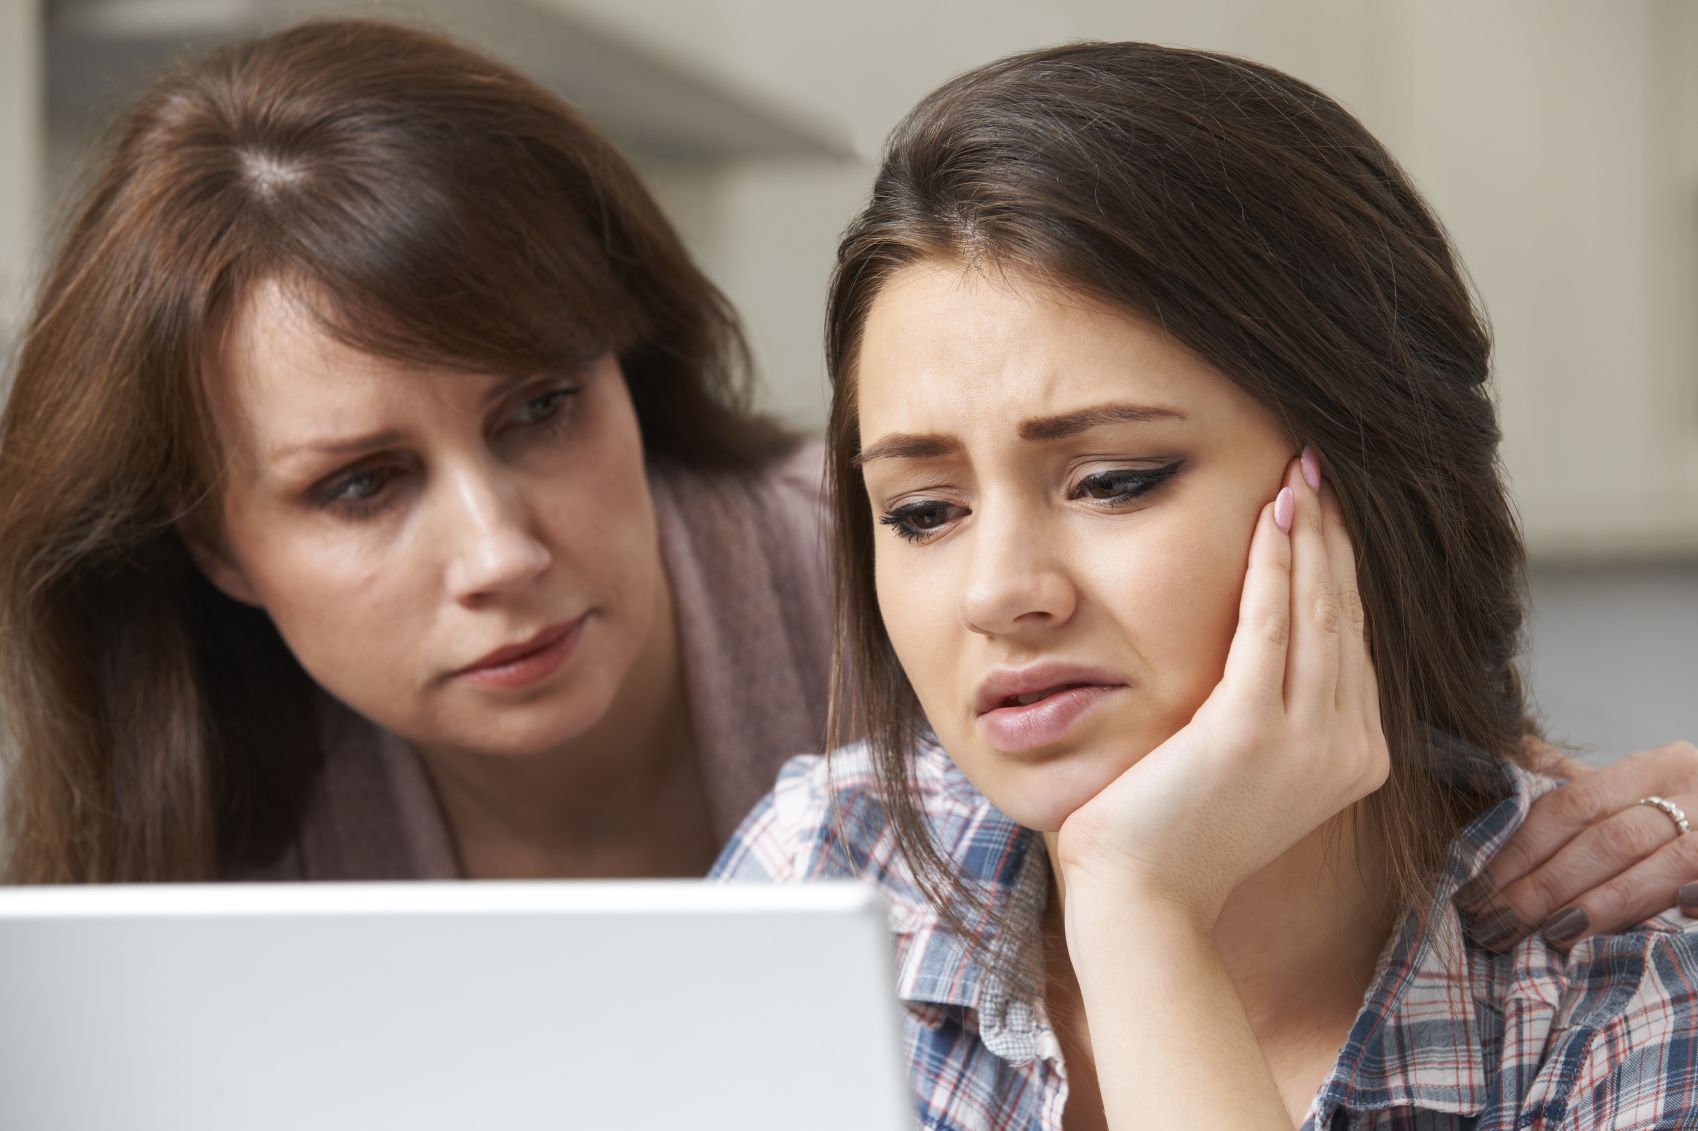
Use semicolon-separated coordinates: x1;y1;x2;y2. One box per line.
857;261;1293;831
194;279;668;761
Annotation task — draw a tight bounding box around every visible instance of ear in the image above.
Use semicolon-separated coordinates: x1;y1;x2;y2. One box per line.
179;523;264;608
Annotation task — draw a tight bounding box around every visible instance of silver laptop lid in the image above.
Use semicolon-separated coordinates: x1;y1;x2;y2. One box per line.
0;881;911;1131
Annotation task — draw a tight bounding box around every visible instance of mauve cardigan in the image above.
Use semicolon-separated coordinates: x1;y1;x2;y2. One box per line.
241;441;834;880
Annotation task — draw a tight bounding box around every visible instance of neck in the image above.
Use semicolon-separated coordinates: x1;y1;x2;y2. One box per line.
421;570;715;879
1044;812;1397;1037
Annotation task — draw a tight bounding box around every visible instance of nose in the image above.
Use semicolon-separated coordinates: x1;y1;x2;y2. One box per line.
440;463;552;603
958;499;1076;637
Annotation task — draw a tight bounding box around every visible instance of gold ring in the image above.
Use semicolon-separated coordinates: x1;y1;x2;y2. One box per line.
1636;795;1692;837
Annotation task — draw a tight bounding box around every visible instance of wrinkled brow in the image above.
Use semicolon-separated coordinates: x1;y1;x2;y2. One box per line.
854;402;1188;468
1017;403;1187;442
851;433;962;468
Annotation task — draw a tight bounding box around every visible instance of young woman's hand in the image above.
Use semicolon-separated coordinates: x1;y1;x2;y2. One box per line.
1054;449;1389;930
1053;449;1387;1130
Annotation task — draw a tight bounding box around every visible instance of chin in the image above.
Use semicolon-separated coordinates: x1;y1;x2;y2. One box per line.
969;743;1141;834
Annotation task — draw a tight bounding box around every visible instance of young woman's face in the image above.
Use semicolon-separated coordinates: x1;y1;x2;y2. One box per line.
857;262;1293;831
195;279;668;761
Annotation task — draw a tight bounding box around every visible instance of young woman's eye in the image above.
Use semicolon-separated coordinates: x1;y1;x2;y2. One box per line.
878;500;966;544
1070;461;1184;505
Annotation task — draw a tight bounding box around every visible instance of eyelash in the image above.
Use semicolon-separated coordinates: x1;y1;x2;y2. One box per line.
877;460;1185;544
316;384;582;520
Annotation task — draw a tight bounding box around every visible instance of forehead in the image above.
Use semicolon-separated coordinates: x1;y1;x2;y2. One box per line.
204;279;466;460
854;261;1247;437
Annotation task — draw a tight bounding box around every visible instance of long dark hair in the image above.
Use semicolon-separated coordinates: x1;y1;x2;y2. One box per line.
824;42;1531;933
0;18;789;882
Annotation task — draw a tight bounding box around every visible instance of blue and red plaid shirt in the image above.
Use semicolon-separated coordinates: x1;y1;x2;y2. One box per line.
711;736;1698;1130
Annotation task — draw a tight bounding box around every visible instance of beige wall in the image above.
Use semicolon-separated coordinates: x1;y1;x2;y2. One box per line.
20;0;1698;557
0;0;43;365
594;0;1698;558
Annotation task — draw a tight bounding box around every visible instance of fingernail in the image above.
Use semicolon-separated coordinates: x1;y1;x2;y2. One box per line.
1468;905;1524;951
1455;873;1496;909
1540;906;1588;946
1300;446;1322;490
1680;882;1698;916
1274;487;1294;532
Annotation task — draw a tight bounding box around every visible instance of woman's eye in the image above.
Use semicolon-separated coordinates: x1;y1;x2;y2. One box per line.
513;386;579;428
321;467;397;517
878;500;966;543
1071;461;1184;505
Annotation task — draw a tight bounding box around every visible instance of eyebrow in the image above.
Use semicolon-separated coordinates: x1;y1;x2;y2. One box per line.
271;428;407;466
854;401;1188;467
851;432;962;468
268;374;541;467
1017;402;1188;441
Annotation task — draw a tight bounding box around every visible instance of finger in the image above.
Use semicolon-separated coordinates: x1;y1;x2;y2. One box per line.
1284;449;1340;719
1316;477;1366;713
1534;831;1698;948
1471;803;1683;950
1219;489;1294;705
1457;744;1698;910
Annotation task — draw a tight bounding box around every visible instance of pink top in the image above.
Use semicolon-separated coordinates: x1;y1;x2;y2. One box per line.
242;441;834;880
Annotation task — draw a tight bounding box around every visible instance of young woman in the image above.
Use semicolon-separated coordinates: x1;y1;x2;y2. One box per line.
0;20;1691;924
714;42;1698;1128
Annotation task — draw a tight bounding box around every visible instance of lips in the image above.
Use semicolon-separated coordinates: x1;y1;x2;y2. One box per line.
453;615;587;689
973;663;1126;754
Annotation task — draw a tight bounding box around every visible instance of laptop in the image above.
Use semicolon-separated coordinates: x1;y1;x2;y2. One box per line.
0;880;912;1130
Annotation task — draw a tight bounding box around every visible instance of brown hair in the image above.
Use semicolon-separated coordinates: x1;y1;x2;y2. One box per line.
0;18;789;882
824;43;1531;937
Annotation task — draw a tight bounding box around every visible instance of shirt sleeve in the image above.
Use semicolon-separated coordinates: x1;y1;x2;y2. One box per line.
709;752;830;884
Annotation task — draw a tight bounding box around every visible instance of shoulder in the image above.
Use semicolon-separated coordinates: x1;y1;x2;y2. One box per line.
710;739;989;923
752;437;828;512
1525;914;1698;1128
709;741;894;884
649;438;826;536
647;438;830;618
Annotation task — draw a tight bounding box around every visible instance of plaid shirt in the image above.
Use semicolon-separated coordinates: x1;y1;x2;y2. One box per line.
711;737;1698;1130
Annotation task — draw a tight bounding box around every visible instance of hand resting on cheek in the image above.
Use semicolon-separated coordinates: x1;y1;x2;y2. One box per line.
1054;448;1389;930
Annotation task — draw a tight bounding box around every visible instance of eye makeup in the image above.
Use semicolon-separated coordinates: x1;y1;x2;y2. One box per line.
877;459;1185;543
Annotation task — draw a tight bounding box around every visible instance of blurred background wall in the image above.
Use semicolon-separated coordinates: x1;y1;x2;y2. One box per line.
1;0;1693;756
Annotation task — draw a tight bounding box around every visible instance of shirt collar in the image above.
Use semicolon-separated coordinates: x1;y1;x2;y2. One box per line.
887;737;1056;1063
1309;747;1550;1127
888;732;1548;1094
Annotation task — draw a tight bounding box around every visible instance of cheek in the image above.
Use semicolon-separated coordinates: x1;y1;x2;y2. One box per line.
548;382;662;605
873;541;958;713
1110;498;1260;714
236;518;422;693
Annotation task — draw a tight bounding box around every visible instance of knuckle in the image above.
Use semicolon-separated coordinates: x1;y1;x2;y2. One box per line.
1666;831;1698;874
1490;836;1534;883
1257;612;1291;649
1337;585;1367;632
1594;813;1663;864
1538;782;1606;831
1513;867;1570;920
1656;740;1698;787
1580;879;1631;930
1309;589;1342;635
